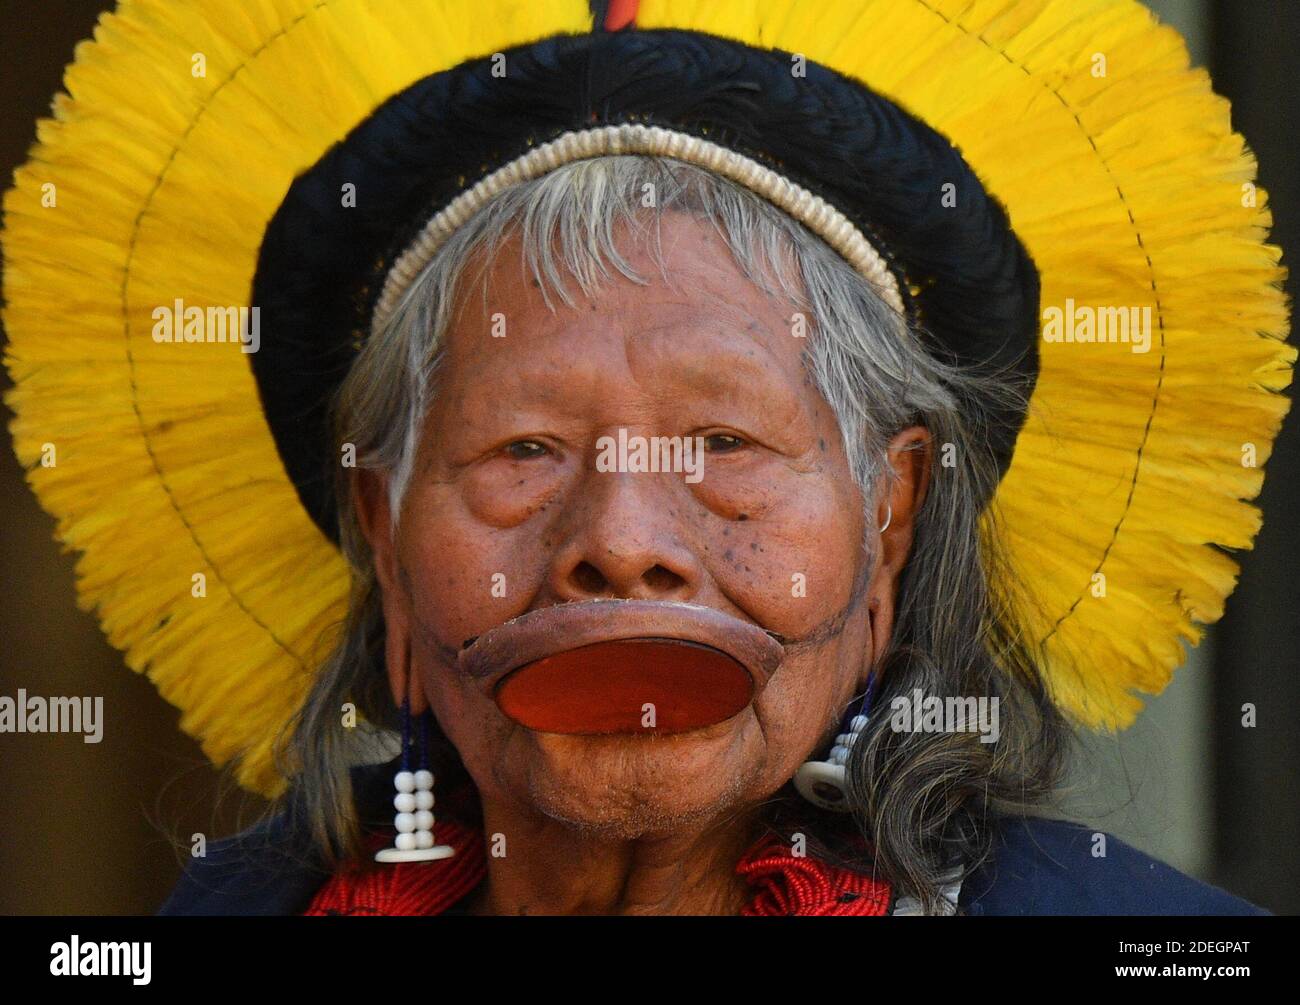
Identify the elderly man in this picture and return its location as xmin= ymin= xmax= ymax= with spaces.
xmin=3 ymin=2 xmax=1286 ymax=916
xmin=170 ymin=143 xmax=1262 ymax=915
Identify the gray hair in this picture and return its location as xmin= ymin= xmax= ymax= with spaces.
xmin=273 ymin=155 xmax=1071 ymax=914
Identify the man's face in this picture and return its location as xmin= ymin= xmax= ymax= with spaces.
xmin=365 ymin=213 xmax=894 ymax=838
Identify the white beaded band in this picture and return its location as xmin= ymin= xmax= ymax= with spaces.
xmin=370 ymin=122 xmax=906 ymax=337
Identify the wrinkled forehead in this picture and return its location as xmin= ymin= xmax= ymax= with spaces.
xmin=448 ymin=214 xmax=808 ymax=365
xmin=446 ymin=203 xmax=809 ymax=333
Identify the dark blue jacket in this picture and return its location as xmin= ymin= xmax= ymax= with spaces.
xmin=159 ymin=760 xmax=1266 ymax=916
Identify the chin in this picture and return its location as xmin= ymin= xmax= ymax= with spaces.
xmin=514 ymin=729 xmax=762 ymax=840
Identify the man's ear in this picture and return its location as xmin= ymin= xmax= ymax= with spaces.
xmin=354 ymin=469 xmax=399 ymax=597
xmin=353 ymin=470 xmax=427 ymax=714
xmin=865 ymin=426 xmax=932 ymax=673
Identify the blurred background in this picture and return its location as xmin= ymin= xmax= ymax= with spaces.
xmin=1 ymin=0 xmax=1297 ymax=914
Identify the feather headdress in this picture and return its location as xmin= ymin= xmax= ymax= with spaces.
xmin=2 ymin=0 xmax=1291 ymax=796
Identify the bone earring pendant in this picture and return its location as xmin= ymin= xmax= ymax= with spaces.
xmin=376 ymin=699 xmax=455 ymax=863
xmin=793 ymin=674 xmax=877 ymax=813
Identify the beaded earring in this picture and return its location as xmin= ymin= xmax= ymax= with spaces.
xmin=375 ymin=698 xmax=455 ymax=863
xmin=793 ymin=672 xmax=878 ymax=813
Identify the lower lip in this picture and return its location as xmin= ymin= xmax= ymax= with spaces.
xmin=493 ymin=637 xmax=757 ymax=735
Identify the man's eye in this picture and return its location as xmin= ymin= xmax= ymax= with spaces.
xmin=703 ymin=433 xmax=746 ymax=454
xmin=504 ymin=440 xmax=548 ymax=460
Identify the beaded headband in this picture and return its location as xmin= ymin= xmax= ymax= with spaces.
xmin=370 ymin=122 xmax=907 ymax=337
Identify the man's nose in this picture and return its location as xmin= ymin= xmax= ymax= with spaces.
xmin=545 ymin=471 xmax=702 ymax=602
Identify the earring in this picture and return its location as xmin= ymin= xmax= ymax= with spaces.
xmin=793 ymin=672 xmax=877 ymax=813
xmin=879 ymin=503 xmax=893 ymax=534
xmin=375 ymin=698 xmax=455 ymax=863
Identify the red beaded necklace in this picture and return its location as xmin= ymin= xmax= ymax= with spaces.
xmin=305 ymin=820 xmax=892 ymax=917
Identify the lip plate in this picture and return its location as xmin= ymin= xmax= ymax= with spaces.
xmin=458 ymin=600 xmax=785 ymax=735
xmin=493 ymin=636 xmax=759 ymax=735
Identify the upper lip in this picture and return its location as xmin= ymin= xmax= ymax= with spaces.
xmin=457 ymin=598 xmax=785 ymax=689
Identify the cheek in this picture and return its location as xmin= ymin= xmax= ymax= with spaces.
xmin=395 ymin=479 xmax=556 ymax=650
xmin=753 ymin=631 xmax=869 ymax=768
xmin=694 ymin=461 xmax=867 ymax=636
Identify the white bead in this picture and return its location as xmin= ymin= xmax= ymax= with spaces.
xmin=414 ymin=790 xmax=434 ymax=811
xmin=395 ymin=812 xmax=417 ymax=833
xmin=394 ymin=771 xmax=416 ymax=793
xmin=414 ymin=769 xmax=434 ymax=790
xmin=394 ymin=792 xmax=417 ymax=813
xmin=395 ymin=832 xmax=417 ymax=851
xmin=414 ymin=830 xmax=435 ymax=850
xmin=829 ymin=745 xmax=850 ymax=763
xmin=834 ymin=733 xmax=853 ymax=747
xmin=414 ymin=810 xmax=434 ymax=831
xmin=850 ymin=716 xmax=869 ymax=731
